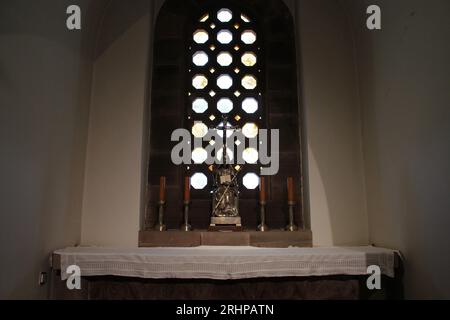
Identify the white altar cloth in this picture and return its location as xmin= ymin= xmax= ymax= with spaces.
xmin=54 ymin=246 xmax=397 ymax=281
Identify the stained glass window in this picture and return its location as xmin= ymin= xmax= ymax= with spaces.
xmin=217 ymin=9 xmax=232 ymax=22
xmin=242 ymin=122 xmax=258 ymax=138
xmin=241 ymin=30 xmax=256 ymax=44
xmin=241 ymin=52 xmax=257 ymax=67
xmin=192 ymin=75 xmax=208 ymax=89
xmin=217 ymin=30 xmax=233 ymax=44
xmin=193 ymin=30 xmax=209 ymax=43
xmin=192 ymin=121 xmax=208 ymax=138
xmin=192 ymin=98 xmax=208 ymax=113
xmin=243 ymin=148 xmax=259 ymax=164
xmin=217 ymin=98 xmax=233 ymax=113
xmin=217 ymin=52 xmax=233 ymax=66
xmin=193 ymin=51 xmax=208 ymax=66
xmin=191 ymin=173 xmax=208 ymax=189
xmin=242 ymin=173 xmax=259 ymax=189
xmin=192 ymin=148 xmax=208 ymax=164
xmin=242 ymin=97 xmax=258 ymax=114
xmin=241 ymin=75 xmax=257 ymax=90
xmin=216 ymin=147 xmax=234 ymax=162
xmin=217 ymin=74 xmax=233 ymax=89
xmin=188 ymin=8 xmax=262 ymax=190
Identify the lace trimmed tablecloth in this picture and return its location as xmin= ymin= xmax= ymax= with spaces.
xmin=54 ymin=246 xmax=397 ymax=280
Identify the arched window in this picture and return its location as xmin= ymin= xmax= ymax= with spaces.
xmin=146 ymin=0 xmax=306 ymax=231
xmin=187 ymin=6 xmax=264 ymax=199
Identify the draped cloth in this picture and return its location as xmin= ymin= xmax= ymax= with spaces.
xmin=54 ymin=246 xmax=397 ymax=281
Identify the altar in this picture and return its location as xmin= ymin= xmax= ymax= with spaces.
xmin=51 ymin=246 xmax=403 ymax=300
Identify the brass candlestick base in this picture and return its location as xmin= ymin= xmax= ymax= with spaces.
xmin=257 ymin=201 xmax=269 ymax=232
xmin=286 ymin=201 xmax=298 ymax=231
xmin=180 ymin=224 xmax=192 ymax=232
xmin=154 ymin=200 xmax=166 ymax=231
xmin=180 ymin=201 xmax=192 ymax=231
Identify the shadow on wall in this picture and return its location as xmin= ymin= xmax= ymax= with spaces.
xmin=345 ymin=0 xmax=450 ymax=298
xmin=94 ymin=0 xmax=152 ymax=59
xmin=80 ymin=0 xmax=152 ymax=247
xmin=298 ymin=0 xmax=369 ymax=246
xmin=0 ymin=0 xmax=109 ymax=298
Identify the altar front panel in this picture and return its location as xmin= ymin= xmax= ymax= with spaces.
xmin=51 ymin=246 xmax=402 ymax=300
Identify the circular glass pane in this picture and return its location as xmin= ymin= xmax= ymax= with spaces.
xmin=217 ymin=30 xmax=233 ymax=44
xmin=241 ymin=30 xmax=256 ymax=44
xmin=192 ymin=148 xmax=208 ymax=164
xmin=217 ymin=52 xmax=233 ymax=66
xmin=192 ymin=75 xmax=208 ymax=89
xmin=216 ymin=147 xmax=234 ymax=162
xmin=217 ymin=74 xmax=233 ymax=89
xmin=242 ymin=97 xmax=258 ymax=114
xmin=241 ymin=14 xmax=250 ymax=23
xmin=241 ymin=52 xmax=257 ymax=66
xmin=193 ymin=51 xmax=208 ymax=66
xmin=217 ymin=98 xmax=233 ymax=113
xmin=191 ymin=173 xmax=208 ymax=189
xmin=193 ymin=30 xmax=209 ymax=44
xmin=192 ymin=121 xmax=208 ymax=138
xmin=192 ymin=98 xmax=208 ymax=113
xmin=217 ymin=9 xmax=233 ymax=22
xmin=243 ymin=148 xmax=259 ymax=164
xmin=242 ymin=122 xmax=258 ymax=138
xmin=243 ymin=173 xmax=259 ymax=189
xmin=241 ymin=75 xmax=257 ymax=89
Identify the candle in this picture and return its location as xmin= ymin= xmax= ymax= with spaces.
xmin=287 ymin=177 xmax=294 ymax=202
xmin=259 ymin=176 xmax=266 ymax=202
xmin=184 ymin=176 xmax=190 ymax=202
xmin=159 ymin=176 xmax=166 ymax=202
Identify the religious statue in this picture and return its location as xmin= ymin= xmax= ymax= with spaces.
xmin=209 ymin=118 xmax=242 ymax=231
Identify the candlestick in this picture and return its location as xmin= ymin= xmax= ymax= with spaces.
xmin=159 ymin=176 xmax=166 ymax=202
xmin=257 ymin=177 xmax=268 ymax=232
xmin=181 ymin=176 xmax=192 ymax=231
xmin=184 ymin=176 xmax=190 ymax=202
xmin=155 ymin=176 xmax=166 ymax=231
xmin=259 ymin=176 xmax=266 ymax=203
xmin=180 ymin=200 xmax=192 ymax=232
xmin=286 ymin=177 xmax=298 ymax=231
xmin=155 ymin=200 xmax=166 ymax=231
xmin=287 ymin=177 xmax=294 ymax=202
xmin=286 ymin=203 xmax=298 ymax=231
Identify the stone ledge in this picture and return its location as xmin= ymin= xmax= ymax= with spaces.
xmin=138 ymin=230 xmax=312 ymax=248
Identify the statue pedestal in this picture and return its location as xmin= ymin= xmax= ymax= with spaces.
xmin=209 ymin=216 xmax=242 ymax=231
